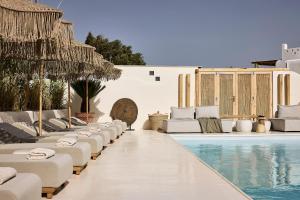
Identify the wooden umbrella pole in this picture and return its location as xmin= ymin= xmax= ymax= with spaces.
xmin=38 ymin=61 xmax=44 ymax=136
xmin=68 ymin=80 xmax=72 ymax=128
xmin=86 ymin=77 xmax=89 ymax=123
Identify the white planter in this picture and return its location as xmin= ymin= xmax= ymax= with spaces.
xmin=236 ymin=120 xmax=253 ymax=132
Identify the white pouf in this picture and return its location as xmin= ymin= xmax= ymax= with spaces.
xmin=236 ymin=120 xmax=253 ymax=132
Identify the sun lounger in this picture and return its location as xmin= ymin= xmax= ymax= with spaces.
xmin=9 ymin=122 xmax=104 ymax=159
xmin=0 ymin=142 xmax=91 ymax=174
xmin=0 ymin=172 xmax=42 ymax=200
xmin=113 ymin=119 xmax=127 ymax=132
xmin=0 ymin=154 xmax=73 ymax=199
xmin=38 ymin=135 xmax=103 ymax=160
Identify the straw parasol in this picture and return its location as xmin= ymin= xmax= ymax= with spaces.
xmin=0 ymin=0 xmax=122 ymax=131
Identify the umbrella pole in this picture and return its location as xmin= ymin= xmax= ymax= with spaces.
xmin=68 ymin=80 xmax=72 ymax=128
xmin=38 ymin=62 xmax=44 ymax=136
xmin=86 ymin=77 xmax=89 ymax=123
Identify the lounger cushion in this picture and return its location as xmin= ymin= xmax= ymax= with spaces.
xmin=0 ymin=173 xmax=42 ymax=200
xmin=171 ymin=107 xmax=194 ymax=119
xmin=195 ymin=106 xmax=220 ymax=119
xmin=38 ymin=135 xmax=103 ymax=154
xmin=163 ymin=119 xmax=201 ymax=133
xmin=0 ymin=123 xmax=37 ymax=143
xmin=0 ymin=142 xmax=91 ymax=166
xmin=277 ymin=105 xmax=300 ymax=119
xmin=0 ymin=154 xmax=72 ymax=188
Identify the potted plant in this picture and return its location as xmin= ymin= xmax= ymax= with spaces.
xmin=71 ymin=79 xmax=106 ymax=122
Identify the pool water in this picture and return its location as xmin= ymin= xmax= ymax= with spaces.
xmin=172 ymin=136 xmax=300 ymax=200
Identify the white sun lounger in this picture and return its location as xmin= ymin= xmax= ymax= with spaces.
xmin=38 ymin=135 xmax=103 ymax=160
xmin=0 ymin=173 xmax=42 ymax=200
xmin=10 ymin=123 xmax=104 ymax=160
xmin=0 ymin=143 xmax=91 ymax=174
xmin=0 ymin=154 xmax=73 ymax=199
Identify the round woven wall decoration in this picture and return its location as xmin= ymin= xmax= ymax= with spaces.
xmin=110 ymin=98 xmax=138 ymax=127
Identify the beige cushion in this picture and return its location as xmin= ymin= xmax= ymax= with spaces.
xmin=195 ymin=106 xmax=219 ymax=119
xmin=278 ymin=105 xmax=300 ymax=119
xmin=0 ymin=143 xmax=91 ymax=166
xmin=0 ymin=154 xmax=72 ymax=188
xmin=171 ymin=107 xmax=194 ymax=119
xmin=0 ymin=173 xmax=42 ymax=200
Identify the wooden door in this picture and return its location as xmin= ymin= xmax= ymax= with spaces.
xmin=219 ymin=73 xmax=235 ymax=116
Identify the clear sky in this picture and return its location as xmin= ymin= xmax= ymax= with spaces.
xmin=40 ymin=0 xmax=300 ymax=67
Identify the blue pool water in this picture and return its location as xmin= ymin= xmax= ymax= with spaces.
xmin=172 ymin=135 xmax=300 ymax=200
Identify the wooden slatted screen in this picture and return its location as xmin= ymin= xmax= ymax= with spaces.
xmin=238 ymin=74 xmax=252 ymax=116
xmin=219 ymin=74 xmax=234 ymax=116
xmin=200 ymin=74 xmax=215 ymax=106
xmin=256 ymin=73 xmax=271 ymax=118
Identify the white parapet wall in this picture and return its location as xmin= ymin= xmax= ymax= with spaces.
xmin=90 ymin=65 xmax=198 ymax=129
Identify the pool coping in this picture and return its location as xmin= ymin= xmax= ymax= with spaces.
xmin=168 ymin=134 xmax=253 ymax=200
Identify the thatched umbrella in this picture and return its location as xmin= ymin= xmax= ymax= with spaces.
xmin=0 ymin=0 xmax=121 ymax=131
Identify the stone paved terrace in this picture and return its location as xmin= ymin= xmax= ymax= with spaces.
xmin=49 ymin=130 xmax=250 ymax=200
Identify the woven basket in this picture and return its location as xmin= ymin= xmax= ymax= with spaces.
xmin=149 ymin=113 xmax=168 ymax=131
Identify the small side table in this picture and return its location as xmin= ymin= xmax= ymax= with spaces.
xmin=256 ymin=116 xmax=267 ymax=133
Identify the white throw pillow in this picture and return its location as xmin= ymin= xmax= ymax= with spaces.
xmin=195 ymin=106 xmax=219 ymax=119
xmin=171 ymin=107 xmax=195 ymax=119
xmin=278 ymin=105 xmax=300 ymax=119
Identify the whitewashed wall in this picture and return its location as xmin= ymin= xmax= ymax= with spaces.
xmin=70 ymin=66 xmax=300 ymax=130
xmin=87 ymin=65 xmax=198 ymax=129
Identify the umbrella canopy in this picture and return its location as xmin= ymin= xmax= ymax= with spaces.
xmin=0 ymin=0 xmax=63 ymax=41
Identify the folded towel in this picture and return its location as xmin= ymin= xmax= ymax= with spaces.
xmin=0 ymin=167 xmax=17 ymax=184
xmin=56 ymin=137 xmax=77 ymax=146
xmin=13 ymin=149 xmax=30 ymax=155
xmin=77 ymin=131 xmax=92 ymax=137
xmin=27 ymin=148 xmax=55 ymax=160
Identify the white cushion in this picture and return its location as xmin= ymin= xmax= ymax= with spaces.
xmin=195 ymin=106 xmax=219 ymax=119
xmin=171 ymin=107 xmax=194 ymax=119
xmin=278 ymin=105 xmax=300 ymax=119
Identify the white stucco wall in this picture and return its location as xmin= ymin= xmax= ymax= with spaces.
xmin=91 ymin=65 xmax=198 ymax=129
xmin=70 ymin=65 xmax=300 ymax=130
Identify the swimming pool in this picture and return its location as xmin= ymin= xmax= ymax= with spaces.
xmin=172 ymin=135 xmax=300 ymax=200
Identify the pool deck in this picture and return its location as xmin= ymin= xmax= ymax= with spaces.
xmin=50 ymin=130 xmax=250 ymax=200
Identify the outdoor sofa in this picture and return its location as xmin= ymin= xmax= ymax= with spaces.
xmin=270 ymin=105 xmax=300 ymax=132
xmin=163 ymin=106 xmax=233 ymax=133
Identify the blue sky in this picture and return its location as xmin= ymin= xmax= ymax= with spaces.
xmin=41 ymin=0 xmax=300 ymax=66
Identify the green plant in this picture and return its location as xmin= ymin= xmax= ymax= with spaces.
xmin=27 ymin=79 xmax=51 ymax=111
xmin=50 ymin=81 xmax=66 ymax=109
xmin=0 ymin=77 xmax=19 ymax=111
xmin=71 ymin=79 xmax=106 ymax=113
